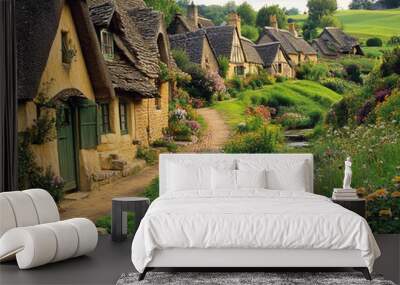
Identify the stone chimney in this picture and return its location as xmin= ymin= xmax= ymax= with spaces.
xmin=187 ymin=1 xmax=198 ymax=28
xmin=227 ymin=12 xmax=241 ymax=36
xmin=288 ymin=23 xmax=298 ymax=37
xmin=269 ymin=15 xmax=278 ymax=29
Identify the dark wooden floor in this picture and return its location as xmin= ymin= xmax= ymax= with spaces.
xmin=1 ymin=234 xmax=398 ymax=285
xmin=0 ymin=235 xmax=134 ymax=285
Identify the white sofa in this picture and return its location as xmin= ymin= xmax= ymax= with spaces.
xmin=0 ymin=189 xmax=98 ymax=269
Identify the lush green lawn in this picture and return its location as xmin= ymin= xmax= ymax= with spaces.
xmin=214 ymin=80 xmax=341 ymax=128
xmin=291 ymin=9 xmax=400 ymax=43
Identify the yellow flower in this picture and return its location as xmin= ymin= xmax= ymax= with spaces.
xmin=374 ymin=188 xmax=388 ymax=198
xmin=393 ymin=176 xmax=400 ymax=183
xmin=391 ymin=191 xmax=400 ymax=198
xmin=356 ymin=187 xmax=367 ymax=198
xmin=379 ymin=208 xmax=392 ymax=218
xmin=366 ymin=193 xmax=376 ymax=201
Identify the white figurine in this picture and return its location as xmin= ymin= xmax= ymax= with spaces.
xmin=343 ymin=156 xmax=352 ymax=190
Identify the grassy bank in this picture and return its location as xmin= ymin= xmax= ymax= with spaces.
xmin=214 ymin=80 xmax=341 ymax=129
xmin=291 ymin=9 xmax=400 ymax=43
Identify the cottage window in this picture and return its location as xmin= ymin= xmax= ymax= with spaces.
xmin=234 ymin=66 xmax=245 ymax=76
xmin=119 ymin=102 xmax=128 ymax=135
xmin=61 ymin=31 xmax=69 ymax=64
xmin=100 ymin=29 xmax=114 ymax=60
xmin=100 ymin=103 xmax=111 ymax=134
xmin=278 ymin=63 xmax=283 ymax=73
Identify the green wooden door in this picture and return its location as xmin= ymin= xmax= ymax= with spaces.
xmin=57 ymin=103 xmax=77 ymax=191
xmin=79 ymin=99 xmax=99 ymax=149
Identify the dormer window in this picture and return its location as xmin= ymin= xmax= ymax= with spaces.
xmin=100 ymin=29 xmax=114 ymax=60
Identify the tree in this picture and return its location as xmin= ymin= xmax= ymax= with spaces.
xmin=286 ymin=7 xmax=300 ymax=15
xmin=379 ymin=0 xmax=400 ymax=8
xmin=197 ymin=2 xmax=236 ymax=26
xmin=349 ymin=0 xmax=374 ymax=9
xmin=302 ymin=19 xmax=318 ymax=41
xmin=144 ymin=0 xmax=181 ymax=25
xmin=320 ymin=15 xmax=342 ymax=28
xmin=307 ymin=0 xmax=337 ymax=23
xmin=241 ymin=24 xmax=259 ymax=42
xmin=256 ymin=5 xmax=288 ymax=29
xmin=237 ymin=2 xmax=256 ymax=26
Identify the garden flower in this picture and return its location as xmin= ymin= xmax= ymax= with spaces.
xmin=378 ymin=208 xmax=392 ymax=218
xmin=356 ymin=187 xmax=367 ymax=198
xmin=391 ymin=191 xmax=400 ymax=198
xmin=392 ymin=176 xmax=400 ymax=184
xmin=374 ymin=188 xmax=388 ymax=198
xmin=366 ymin=193 xmax=376 ymax=201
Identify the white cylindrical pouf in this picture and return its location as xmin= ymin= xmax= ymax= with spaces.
xmin=64 ymin=218 xmax=98 ymax=257
xmin=43 ymin=221 xmax=79 ymax=263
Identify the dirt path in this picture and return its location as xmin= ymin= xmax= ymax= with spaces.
xmin=60 ymin=107 xmax=230 ymax=221
xmin=183 ymin=107 xmax=230 ymax=153
xmin=60 ymin=166 xmax=158 ymax=221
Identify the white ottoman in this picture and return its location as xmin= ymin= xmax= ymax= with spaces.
xmin=0 ymin=189 xmax=98 ymax=269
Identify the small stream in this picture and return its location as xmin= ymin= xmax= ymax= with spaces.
xmin=284 ymin=129 xmax=313 ymax=148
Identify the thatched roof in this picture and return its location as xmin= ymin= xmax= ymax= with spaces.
xmin=312 ymin=27 xmax=363 ymax=57
xmin=169 ymin=29 xmax=217 ymax=66
xmin=240 ymin=37 xmax=263 ymax=65
xmin=198 ymin=17 xmax=214 ymax=28
xmin=90 ymin=0 xmax=171 ymax=98
xmin=258 ymin=27 xmax=317 ymax=57
xmin=16 ymin=0 xmax=113 ymax=100
xmin=255 ymin=42 xmax=280 ymax=66
xmin=204 ymin=26 xmax=237 ymax=59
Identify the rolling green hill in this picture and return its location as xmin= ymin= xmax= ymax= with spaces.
xmin=291 ymin=9 xmax=400 ymax=42
xmin=214 ymin=80 xmax=341 ymax=128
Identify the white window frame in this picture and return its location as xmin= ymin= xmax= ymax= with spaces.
xmin=100 ymin=29 xmax=114 ymax=60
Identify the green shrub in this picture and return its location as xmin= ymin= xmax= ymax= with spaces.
xmin=387 ymin=35 xmax=400 ymax=46
xmin=250 ymin=94 xmax=260 ymax=105
xmin=276 ymin=75 xmax=288 ymax=83
xmin=381 ymin=47 xmax=400 ymax=77
xmin=308 ymin=110 xmax=323 ymax=126
xmin=172 ymin=49 xmax=191 ymax=70
xmin=95 ymin=213 xmax=135 ymax=234
xmin=366 ymin=37 xmax=383 ymax=47
xmin=258 ymin=70 xmax=276 ymax=85
xmin=228 ymin=76 xmax=244 ymax=91
xmin=143 ymin=177 xmax=159 ymax=202
xmin=296 ymin=62 xmax=329 ymax=81
xmin=235 ymin=116 xmax=264 ymax=133
xmin=276 ymin=112 xmax=311 ymax=129
xmin=151 ymin=139 xmax=178 ymax=153
xmin=320 ymin=77 xmax=356 ymax=94
xmin=223 ymin=125 xmax=283 ymax=153
xmin=217 ymin=56 xmax=229 ymax=79
xmin=345 ymin=63 xmax=362 ymax=84
xmin=227 ymin=88 xmax=239 ymax=98
xmin=136 ymin=147 xmax=158 ymax=165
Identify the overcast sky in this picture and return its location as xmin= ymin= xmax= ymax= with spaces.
xmin=195 ymin=0 xmax=352 ymax=12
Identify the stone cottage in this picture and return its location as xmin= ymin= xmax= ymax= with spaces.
xmin=225 ymin=12 xmax=263 ymax=75
xmin=204 ymin=24 xmax=247 ymax=78
xmin=255 ymin=42 xmax=294 ymax=78
xmin=169 ymin=29 xmax=219 ymax=73
xmin=258 ymin=16 xmax=317 ymax=66
xmin=16 ymin=0 xmax=170 ymax=193
xmin=312 ymin=27 xmax=364 ymax=58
